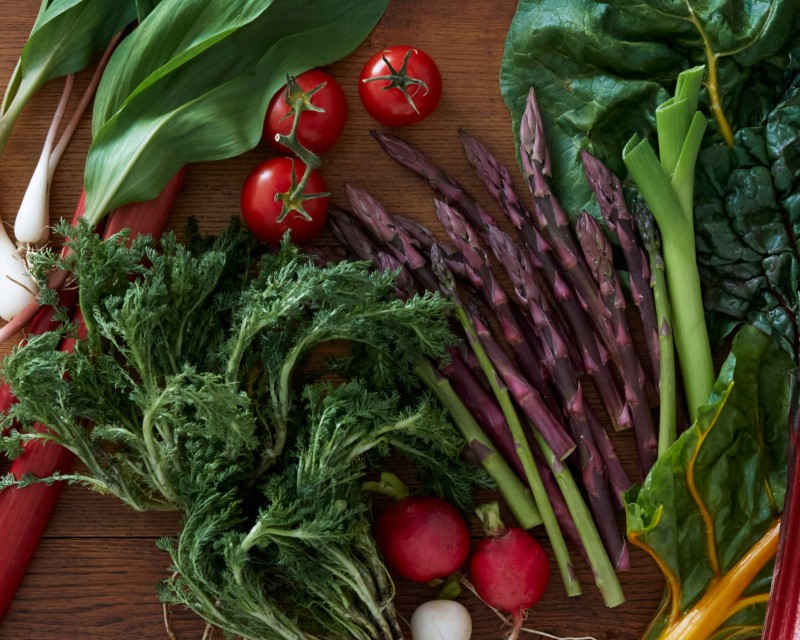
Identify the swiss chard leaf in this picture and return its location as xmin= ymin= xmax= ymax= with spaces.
xmin=625 ymin=325 xmax=792 ymax=639
xmin=695 ymin=72 xmax=800 ymax=356
xmin=83 ymin=0 xmax=388 ymax=222
xmin=500 ymin=0 xmax=800 ymax=216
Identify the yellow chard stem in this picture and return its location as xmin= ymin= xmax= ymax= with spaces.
xmin=657 ymin=520 xmax=780 ymax=640
xmin=685 ymin=6 xmax=734 ymax=146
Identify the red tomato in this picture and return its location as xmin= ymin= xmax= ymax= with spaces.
xmin=359 ymin=46 xmax=442 ymax=127
xmin=265 ymin=69 xmax=347 ymax=154
xmin=240 ymin=157 xmax=328 ymax=244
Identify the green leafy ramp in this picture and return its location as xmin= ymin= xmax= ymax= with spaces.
xmin=625 ymin=326 xmax=792 ymax=640
xmin=500 ymin=0 xmax=800 ymax=216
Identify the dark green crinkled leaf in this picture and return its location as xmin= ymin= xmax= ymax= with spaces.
xmin=625 ymin=326 xmax=792 ymax=639
xmin=500 ymin=0 xmax=800 ymax=216
xmin=84 ymin=0 xmax=388 ymax=221
xmin=696 ymin=72 xmax=800 ymax=355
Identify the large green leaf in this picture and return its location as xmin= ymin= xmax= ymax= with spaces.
xmin=0 ymin=0 xmax=136 ymax=155
xmin=499 ymin=0 xmax=800 ymax=216
xmin=625 ymin=326 xmax=792 ymax=639
xmin=695 ymin=72 xmax=800 ymax=355
xmin=83 ymin=0 xmax=388 ymax=222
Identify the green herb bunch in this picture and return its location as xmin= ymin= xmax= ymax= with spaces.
xmin=0 ymin=220 xmax=482 ymax=639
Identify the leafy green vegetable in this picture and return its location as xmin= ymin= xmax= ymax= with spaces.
xmin=83 ymin=0 xmax=388 ymax=223
xmin=1 ymin=221 xmax=480 ymax=638
xmin=696 ymin=72 xmax=800 ymax=356
xmin=500 ymin=0 xmax=800 ymax=215
xmin=0 ymin=0 xmax=135 ymax=157
xmin=625 ymin=325 xmax=792 ymax=640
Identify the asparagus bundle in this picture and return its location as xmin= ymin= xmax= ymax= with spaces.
xmin=376 ymin=128 xmax=630 ymax=438
xmin=328 ymin=207 xmax=542 ymax=529
xmin=581 ymin=150 xmax=660 ymax=385
xmin=458 ymin=130 xmax=629 ymax=433
xmin=518 ymin=93 xmax=657 ymax=474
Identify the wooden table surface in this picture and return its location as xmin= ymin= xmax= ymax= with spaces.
xmin=0 ymin=1 xmax=665 ymax=638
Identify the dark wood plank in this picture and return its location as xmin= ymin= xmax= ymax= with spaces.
xmin=0 ymin=0 xmax=666 ymax=637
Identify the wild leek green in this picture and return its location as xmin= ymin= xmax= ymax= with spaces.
xmin=0 ymin=0 xmax=134 ymax=159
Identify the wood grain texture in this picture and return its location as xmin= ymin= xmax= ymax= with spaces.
xmin=0 ymin=1 xmax=665 ymax=638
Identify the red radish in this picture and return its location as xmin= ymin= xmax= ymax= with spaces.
xmin=369 ymin=472 xmax=470 ymax=583
xmin=470 ymin=502 xmax=550 ymax=640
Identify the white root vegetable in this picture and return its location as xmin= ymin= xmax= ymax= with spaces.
xmin=14 ymin=75 xmax=73 ymax=246
xmin=411 ymin=600 xmax=472 ymax=640
xmin=0 ymin=223 xmax=37 ymax=321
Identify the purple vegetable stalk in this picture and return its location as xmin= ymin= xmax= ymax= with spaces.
xmin=432 ymin=198 xmax=565 ymax=412
xmin=519 ymin=90 xmax=657 ymax=474
xmin=344 ymin=184 xmax=439 ymax=293
xmin=484 ymin=222 xmax=632 ymax=506
xmin=576 ymin=212 xmax=658 ymax=473
xmin=464 ymin=298 xmax=625 ymax=603
xmin=457 ymin=129 xmax=629 ymax=434
xmin=581 ymin=150 xmax=660 ymax=387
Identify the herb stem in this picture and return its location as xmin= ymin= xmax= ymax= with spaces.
xmin=141 ymin=399 xmax=178 ymax=504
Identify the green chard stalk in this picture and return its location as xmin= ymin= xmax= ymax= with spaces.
xmin=622 ymin=65 xmax=714 ymax=418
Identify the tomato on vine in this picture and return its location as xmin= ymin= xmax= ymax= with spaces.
xmin=265 ymin=69 xmax=348 ymax=155
xmin=240 ymin=157 xmax=328 ymax=244
xmin=359 ymin=46 xmax=442 ymax=127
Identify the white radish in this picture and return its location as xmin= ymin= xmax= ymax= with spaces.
xmin=411 ymin=600 xmax=472 ymax=640
xmin=14 ymin=74 xmax=73 ymax=246
xmin=0 ymin=222 xmax=37 ymax=321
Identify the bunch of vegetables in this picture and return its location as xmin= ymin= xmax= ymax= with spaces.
xmin=497 ymin=0 xmax=800 ymax=637
xmin=0 ymin=220 xmax=486 ymax=639
xmin=0 ymin=0 xmax=396 ymax=625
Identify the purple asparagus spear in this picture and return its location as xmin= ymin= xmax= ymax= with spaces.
xmin=344 ymin=184 xmax=440 ymax=292
xmin=432 ymin=198 xmax=567 ymax=410
xmin=328 ymin=205 xmax=416 ymax=298
xmin=519 ymin=90 xmax=657 ymax=474
xmin=581 ymin=150 xmax=660 ymax=386
xmin=576 ymin=212 xmax=658 ymax=473
xmin=457 ymin=130 xmax=629 ymax=433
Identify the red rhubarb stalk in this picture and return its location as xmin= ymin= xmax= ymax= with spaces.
xmin=0 ymin=170 xmax=185 ymax=620
xmin=763 ymin=370 xmax=800 ymax=640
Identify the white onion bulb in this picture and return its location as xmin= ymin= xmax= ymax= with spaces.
xmin=411 ymin=599 xmax=472 ymax=640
